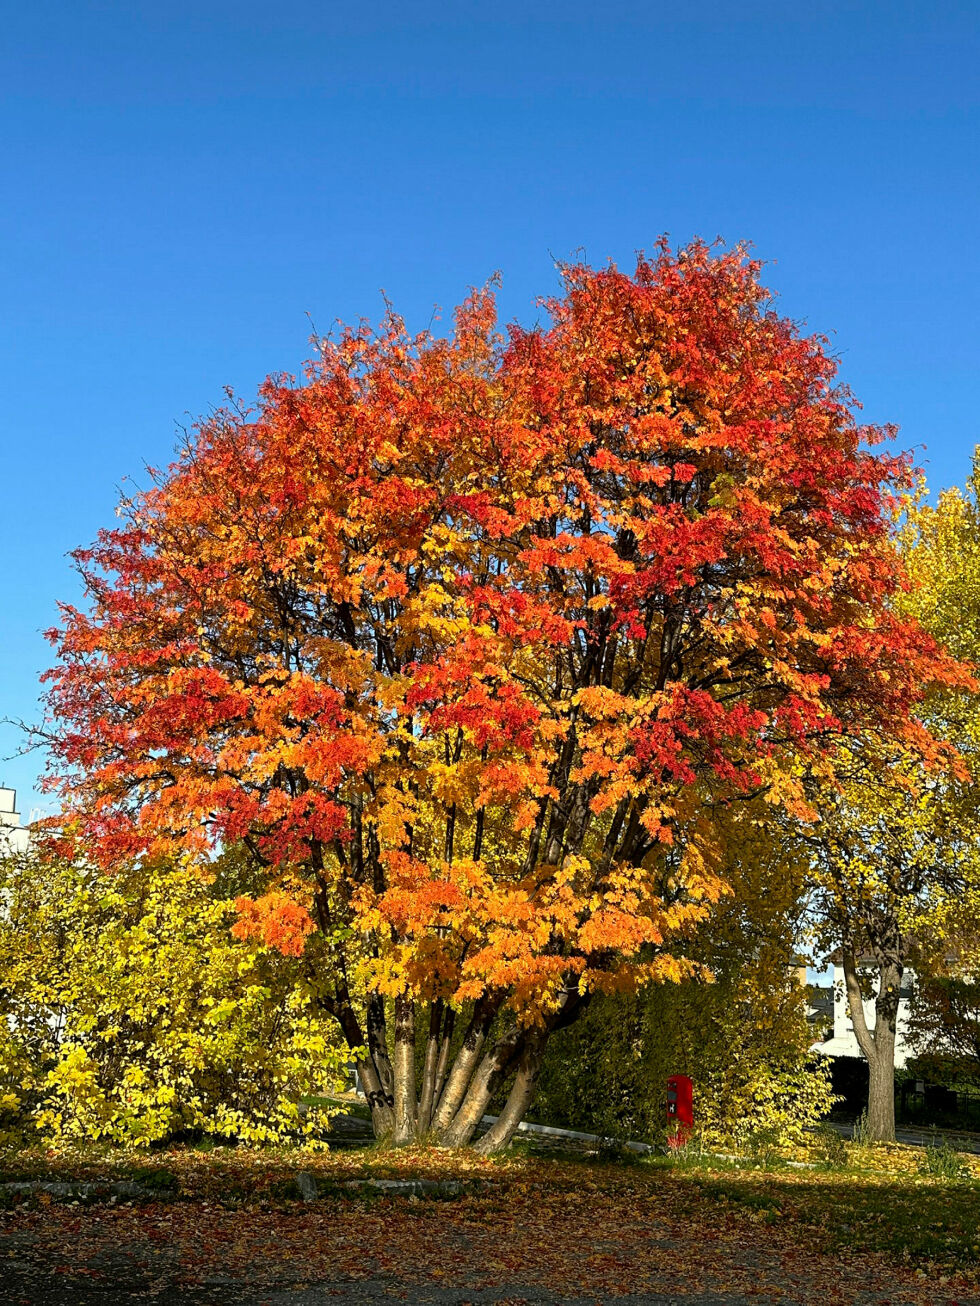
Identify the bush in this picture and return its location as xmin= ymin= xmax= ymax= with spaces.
xmin=919 ymin=1135 xmax=969 ymax=1181
xmin=533 ymin=983 xmax=835 ymax=1149
xmin=0 ymin=851 xmax=349 ymax=1146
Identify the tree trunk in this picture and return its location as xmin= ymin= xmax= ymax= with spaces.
xmin=867 ymin=961 xmax=901 ymax=1143
xmin=440 ymin=1024 xmax=525 ymax=1148
xmin=335 ymin=1000 xmax=394 ymax=1136
xmin=842 ymin=948 xmax=899 ymax=1143
xmin=866 ymin=1028 xmax=897 ymax=1142
xmin=429 ymin=1007 xmax=456 ymax=1122
xmin=474 ymin=1030 xmax=547 ymax=1153
xmin=417 ymin=1000 xmax=443 ymax=1134
xmin=355 ymin=1055 xmax=395 ymax=1137
xmin=470 ymin=992 xmax=586 ymax=1152
xmin=431 ymin=996 xmax=498 ymax=1134
xmin=392 ymin=994 xmax=418 ymax=1145
xmin=367 ymin=992 xmax=395 ymax=1106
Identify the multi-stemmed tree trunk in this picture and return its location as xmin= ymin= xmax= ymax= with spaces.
xmin=346 ymin=990 xmax=584 ymax=1149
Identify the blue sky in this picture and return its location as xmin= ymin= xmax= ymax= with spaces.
xmin=1 ymin=1 xmax=978 ymax=812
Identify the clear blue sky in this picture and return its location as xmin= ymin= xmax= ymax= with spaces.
xmin=2 ymin=1 xmax=978 ymax=812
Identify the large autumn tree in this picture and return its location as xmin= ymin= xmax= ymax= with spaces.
xmin=42 ymin=241 xmax=960 ymax=1150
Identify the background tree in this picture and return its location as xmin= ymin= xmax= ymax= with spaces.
xmin=533 ymin=800 xmax=834 ymax=1147
xmin=804 ymin=459 xmax=980 ymax=1141
xmin=42 ymin=241 xmax=961 ymax=1150
xmin=906 ymin=970 xmax=980 ymax=1086
xmin=899 ymin=450 xmax=980 ymax=963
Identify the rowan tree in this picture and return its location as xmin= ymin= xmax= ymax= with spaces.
xmin=42 ymin=241 xmax=962 ymax=1149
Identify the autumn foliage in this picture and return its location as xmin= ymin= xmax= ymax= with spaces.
xmin=43 ymin=241 xmax=961 ymax=1148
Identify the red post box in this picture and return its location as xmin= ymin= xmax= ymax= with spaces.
xmin=666 ymin=1074 xmax=693 ymax=1147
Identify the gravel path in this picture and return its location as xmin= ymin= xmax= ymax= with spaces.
xmin=2 ymin=1272 xmax=976 ymax=1306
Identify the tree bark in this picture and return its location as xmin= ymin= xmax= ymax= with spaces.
xmin=431 ymin=996 xmax=498 ymax=1134
xmin=356 ymin=1057 xmax=396 ymax=1137
xmin=842 ymin=948 xmax=899 ymax=1143
xmin=474 ymin=1030 xmax=547 ymax=1153
xmin=367 ymin=992 xmax=395 ymax=1107
xmin=866 ymin=1027 xmax=897 ymax=1142
xmin=440 ymin=1023 xmax=525 ymax=1148
xmin=392 ymin=994 xmax=418 ymax=1145
xmin=471 ymin=991 xmax=587 ymax=1151
xmin=429 ymin=1007 xmax=456 ymax=1120
xmin=868 ymin=961 xmax=901 ymax=1142
xmin=334 ymin=1000 xmax=394 ymax=1136
xmin=417 ymin=1000 xmax=443 ymax=1134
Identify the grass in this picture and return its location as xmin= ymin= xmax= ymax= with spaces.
xmin=2 ymin=1130 xmax=979 ymax=1275
xmin=667 ymin=1163 xmax=980 ymax=1267
xmin=919 ymin=1133 xmax=970 ymax=1180
xmin=642 ymin=1131 xmax=980 ymax=1270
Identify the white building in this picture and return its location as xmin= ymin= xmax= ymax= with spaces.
xmin=0 ymin=788 xmax=31 ymax=855
xmin=811 ymin=958 xmax=915 ymax=1069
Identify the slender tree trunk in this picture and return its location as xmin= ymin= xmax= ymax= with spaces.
xmin=474 ymin=1030 xmax=547 ymax=1153
xmin=417 ymin=1000 xmax=443 ymax=1133
xmin=392 ymin=994 xmax=418 ymax=1145
xmin=367 ymin=992 xmax=395 ymax=1105
xmin=429 ymin=1007 xmax=456 ymax=1119
xmin=334 ymin=1000 xmax=394 ymax=1136
xmin=356 ymin=1056 xmax=396 ymax=1136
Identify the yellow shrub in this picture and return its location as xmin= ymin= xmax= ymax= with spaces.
xmin=0 ymin=852 xmax=348 ymax=1146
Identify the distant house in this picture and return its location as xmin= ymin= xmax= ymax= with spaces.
xmin=810 ymin=957 xmax=915 ymax=1069
xmin=0 ymin=788 xmax=31 ymax=855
